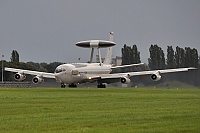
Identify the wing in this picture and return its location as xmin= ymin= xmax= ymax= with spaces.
xmin=111 ymin=63 xmax=144 ymax=69
xmin=5 ymin=67 xmax=55 ymax=78
xmin=126 ymin=67 xmax=196 ymax=76
xmin=87 ymin=67 xmax=196 ymax=83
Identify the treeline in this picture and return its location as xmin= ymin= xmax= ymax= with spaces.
xmin=122 ymin=44 xmax=199 ymax=86
xmin=2 ymin=50 xmax=63 ymax=81
xmin=5 ymin=50 xmax=63 ymax=72
xmin=1 ymin=46 xmax=200 ymax=87
xmin=122 ymin=44 xmax=199 ymax=69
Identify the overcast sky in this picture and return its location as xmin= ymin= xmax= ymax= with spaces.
xmin=0 ymin=0 xmax=200 ymax=63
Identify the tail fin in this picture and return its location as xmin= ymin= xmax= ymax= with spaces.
xmin=109 ymin=32 xmax=114 ymax=42
xmin=104 ymin=32 xmax=114 ymax=65
xmin=104 ymin=47 xmax=112 ymax=65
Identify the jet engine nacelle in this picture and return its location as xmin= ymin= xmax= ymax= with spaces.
xmin=121 ymin=77 xmax=131 ymax=84
xmin=14 ymin=73 xmax=26 ymax=81
xmin=32 ymin=76 xmax=44 ymax=84
xmin=151 ymin=71 xmax=161 ymax=81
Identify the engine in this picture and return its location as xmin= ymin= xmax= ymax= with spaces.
xmin=121 ymin=77 xmax=131 ymax=84
xmin=14 ymin=73 xmax=26 ymax=81
xmin=32 ymin=76 xmax=44 ymax=84
xmin=151 ymin=71 xmax=162 ymax=81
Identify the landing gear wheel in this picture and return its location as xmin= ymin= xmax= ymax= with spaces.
xmin=68 ymin=83 xmax=77 ymax=88
xmin=61 ymin=83 xmax=66 ymax=88
xmin=97 ymin=83 xmax=106 ymax=88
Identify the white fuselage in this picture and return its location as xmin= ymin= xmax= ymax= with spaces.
xmin=54 ymin=63 xmax=112 ymax=84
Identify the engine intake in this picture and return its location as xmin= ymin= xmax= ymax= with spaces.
xmin=32 ymin=76 xmax=44 ymax=84
xmin=121 ymin=77 xmax=131 ymax=84
xmin=14 ymin=73 xmax=26 ymax=81
xmin=151 ymin=71 xmax=161 ymax=81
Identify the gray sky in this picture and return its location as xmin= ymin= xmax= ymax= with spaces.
xmin=0 ymin=0 xmax=200 ymax=63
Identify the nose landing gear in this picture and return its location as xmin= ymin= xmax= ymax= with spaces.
xmin=61 ymin=83 xmax=66 ymax=88
xmin=97 ymin=83 xmax=106 ymax=88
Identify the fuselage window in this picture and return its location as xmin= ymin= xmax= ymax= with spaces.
xmin=72 ymin=70 xmax=79 ymax=75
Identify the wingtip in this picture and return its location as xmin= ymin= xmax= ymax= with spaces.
xmin=188 ymin=67 xmax=197 ymax=70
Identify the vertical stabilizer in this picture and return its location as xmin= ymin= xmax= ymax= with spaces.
xmin=104 ymin=32 xmax=114 ymax=65
xmin=109 ymin=32 xmax=114 ymax=42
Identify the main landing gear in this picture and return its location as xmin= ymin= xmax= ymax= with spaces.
xmin=60 ymin=83 xmax=77 ymax=88
xmin=61 ymin=83 xmax=105 ymax=88
xmin=68 ymin=83 xmax=77 ymax=88
xmin=97 ymin=83 xmax=106 ymax=88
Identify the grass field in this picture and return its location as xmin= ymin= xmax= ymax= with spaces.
xmin=0 ymin=87 xmax=199 ymax=133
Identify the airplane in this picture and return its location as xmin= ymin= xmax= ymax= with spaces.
xmin=4 ymin=33 xmax=196 ymax=88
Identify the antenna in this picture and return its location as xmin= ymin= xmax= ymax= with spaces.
xmin=75 ymin=33 xmax=116 ymax=65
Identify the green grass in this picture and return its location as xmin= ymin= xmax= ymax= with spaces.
xmin=0 ymin=87 xmax=199 ymax=133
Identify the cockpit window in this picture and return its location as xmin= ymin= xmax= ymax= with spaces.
xmin=55 ymin=68 xmax=66 ymax=73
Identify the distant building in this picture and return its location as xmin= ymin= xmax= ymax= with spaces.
xmin=96 ymin=55 xmax=122 ymax=66
xmin=112 ymin=56 xmax=122 ymax=66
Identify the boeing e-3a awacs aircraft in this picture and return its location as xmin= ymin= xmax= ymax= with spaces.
xmin=5 ymin=33 xmax=195 ymax=88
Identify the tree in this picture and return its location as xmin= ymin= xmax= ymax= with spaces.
xmin=122 ymin=44 xmax=130 ymax=65
xmin=148 ymin=44 xmax=165 ymax=70
xmin=121 ymin=44 xmax=141 ymax=65
xmin=166 ymin=46 xmax=175 ymax=68
xmin=44 ymin=62 xmax=63 ymax=73
xmin=185 ymin=47 xmax=192 ymax=67
xmin=131 ymin=45 xmax=141 ymax=64
xmin=159 ymin=47 xmax=166 ymax=69
xmin=26 ymin=62 xmax=47 ymax=71
xmin=175 ymin=46 xmax=185 ymax=68
xmin=185 ymin=47 xmax=198 ymax=68
xmin=192 ymin=48 xmax=198 ymax=68
xmin=10 ymin=50 xmax=19 ymax=63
